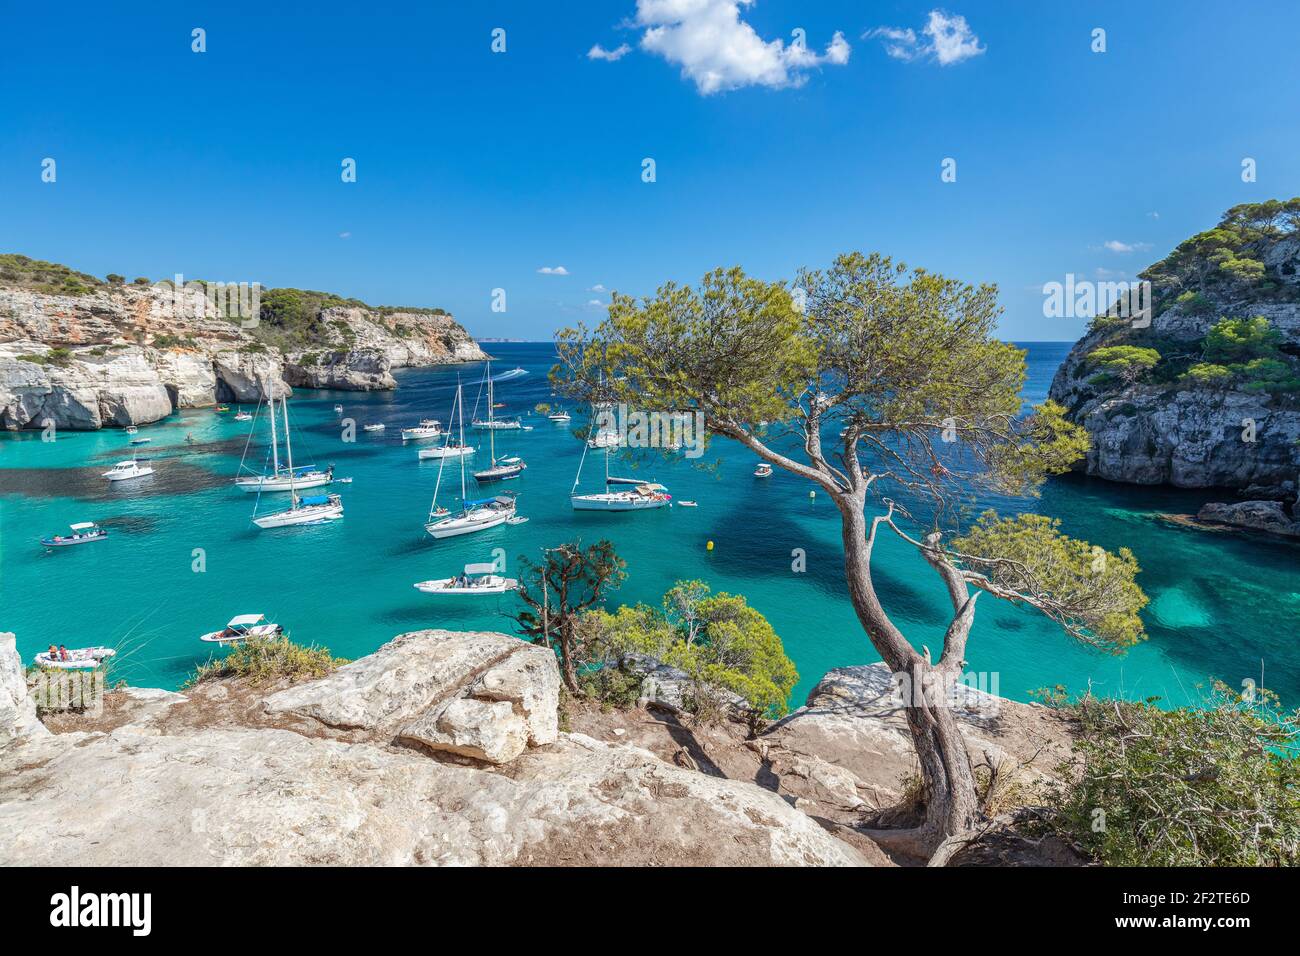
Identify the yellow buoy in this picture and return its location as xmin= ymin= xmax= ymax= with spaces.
xmin=706 ymin=540 xmax=714 ymax=551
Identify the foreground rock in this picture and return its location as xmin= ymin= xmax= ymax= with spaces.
xmin=0 ymin=631 xmax=866 ymax=866
xmin=0 ymin=276 xmax=486 ymax=430
xmin=0 ymin=632 xmax=46 ymax=745
xmin=1195 ymin=500 xmax=1300 ymax=538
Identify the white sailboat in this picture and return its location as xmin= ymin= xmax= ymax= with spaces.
xmin=474 ymin=362 xmax=526 ymax=482
xmin=425 ymin=382 xmax=517 ymax=538
xmin=235 ymin=391 xmax=333 ymax=493
xmin=471 ymin=365 xmax=522 ymax=430
xmin=570 ymin=442 xmax=671 ymax=511
xmin=252 ymin=394 xmax=344 ymax=529
xmin=413 ymin=562 xmax=519 ymax=595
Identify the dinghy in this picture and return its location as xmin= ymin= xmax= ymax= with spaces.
xmin=34 ymin=646 xmax=116 ymax=670
xmin=413 ymin=562 xmax=519 ymax=595
xmin=200 ymin=613 xmax=283 ymax=645
xmin=41 ymin=522 xmax=108 ymax=547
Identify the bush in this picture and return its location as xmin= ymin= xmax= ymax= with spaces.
xmin=1205 ymin=316 xmax=1282 ymax=363
xmin=1182 ymin=362 xmax=1234 ymax=387
xmin=184 ymin=636 xmax=347 ymax=688
xmin=1043 ymin=683 xmax=1300 ymax=866
xmin=1086 ymin=345 xmax=1161 ymax=385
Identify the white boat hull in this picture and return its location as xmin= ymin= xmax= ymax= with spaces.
xmin=253 ymin=502 xmax=344 ymax=528
xmin=34 ymin=647 xmax=116 ymax=670
xmin=571 ymin=493 xmax=671 ymax=511
xmin=425 ymin=506 xmax=514 ymax=539
xmin=401 ymin=428 xmax=442 ymax=441
xmin=413 ymin=576 xmax=518 ymax=595
xmin=236 ymin=473 xmax=333 ymax=493
xmin=104 ymin=466 xmax=153 ymax=481
xmin=200 ymin=623 xmax=282 ymax=644
xmin=418 ymin=446 xmax=475 ymax=459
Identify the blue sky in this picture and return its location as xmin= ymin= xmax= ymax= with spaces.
xmin=2 ymin=1 xmax=1298 ymax=341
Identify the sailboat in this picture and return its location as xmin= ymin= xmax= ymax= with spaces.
xmin=425 ymin=381 xmax=517 ymax=538
xmin=252 ymin=394 xmax=344 ymax=529
xmin=235 ymin=391 xmax=334 ymax=493
xmin=471 ymin=365 xmax=522 ymax=430
xmin=473 ymin=362 xmax=526 ymax=482
xmin=570 ymin=442 xmax=671 ymax=511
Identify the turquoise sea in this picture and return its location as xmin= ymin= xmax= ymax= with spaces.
xmin=2 ymin=342 xmax=1298 ymax=707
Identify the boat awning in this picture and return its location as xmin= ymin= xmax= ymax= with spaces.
xmin=637 ymin=483 xmax=667 ymax=492
xmin=69 ymin=522 xmax=96 ymax=531
xmin=462 ymin=496 xmax=507 ymax=508
xmin=298 ymin=495 xmax=330 ymax=506
xmin=464 ymin=563 xmax=497 ymax=576
xmin=228 ymin=614 xmax=265 ymax=627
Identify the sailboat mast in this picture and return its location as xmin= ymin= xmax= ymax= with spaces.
xmin=487 ymin=363 xmax=496 ymax=466
xmin=265 ymin=382 xmax=280 ymax=475
xmin=282 ymin=394 xmax=298 ymax=505
xmin=458 ymin=382 xmax=468 ymax=505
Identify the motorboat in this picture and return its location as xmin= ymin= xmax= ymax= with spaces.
xmin=401 ymin=419 xmax=442 ymax=441
xmin=363 ymin=423 xmax=385 ymax=432
xmin=128 ymin=436 xmax=151 ymax=445
xmin=200 ymin=613 xmax=283 ymax=645
xmin=234 ymin=409 xmax=253 ymax=422
xmin=34 ymin=646 xmax=116 ymax=670
xmin=41 ymin=522 xmax=108 ymax=547
xmin=418 ymin=442 xmax=475 ymax=460
xmin=413 ymin=562 xmax=519 ymax=595
xmin=548 ymin=410 xmax=571 ymax=423
xmin=754 ymin=463 xmax=773 ymax=478
xmin=103 ymin=459 xmax=154 ymax=482
xmin=334 ymin=404 xmax=344 ymax=414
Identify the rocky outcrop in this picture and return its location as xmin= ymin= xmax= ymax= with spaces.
xmin=0 ymin=272 xmax=486 ymax=430
xmin=1196 ymin=499 xmax=1300 ymax=537
xmin=0 ymin=632 xmax=865 ymax=867
xmin=0 ymin=632 xmax=47 ymax=745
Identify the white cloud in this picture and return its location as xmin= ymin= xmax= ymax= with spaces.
xmin=632 ymin=0 xmax=851 ymax=95
xmin=587 ymin=299 xmax=606 ymax=307
xmin=588 ymin=43 xmax=631 ymax=61
xmin=537 ymin=266 xmax=570 ymax=276
xmin=865 ymin=9 xmax=984 ymax=66
xmin=338 ymin=231 xmax=351 ymax=239
xmin=1101 ymin=240 xmax=1151 ymax=254
xmin=587 ymin=283 xmax=607 ymax=292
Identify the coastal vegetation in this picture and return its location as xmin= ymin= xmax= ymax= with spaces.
xmin=579 ymin=580 xmax=798 ymax=725
xmin=553 ymin=251 xmax=1149 ymax=864
xmin=1040 ymin=683 xmax=1300 ymax=866
xmin=184 ymin=636 xmax=347 ymax=688
xmin=0 ymin=253 xmax=103 ymax=295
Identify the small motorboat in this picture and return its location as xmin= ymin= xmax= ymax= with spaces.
xmin=548 ymin=411 xmax=571 ymax=423
xmin=334 ymin=404 xmax=344 ymax=414
xmin=41 ymin=522 xmax=108 ymax=548
xmin=401 ymin=419 xmax=443 ymax=441
xmin=129 ymin=436 xmax=152 ymax=445
xmin=104 ymin=458 xmax=154 ymax=482
xmin=200 ymin=613 xmax=283 ymax=645
xmin=125 ymin=425 xmax=138 ymax=435
xmin=363 ymin=423 xmax=386 ymax=432
xmin=754 ymin=463 xmax=773 ymax=478
xmin=234 ymin=409 xmax=253 ymax=422
xmin=34 ymin=646 xmax=116 ymax=670
xmin=505 ymin=516 xmax=529 ymax=525
xmin=414 ymin=562 xmax=519 ymax=595
xmin=678 ymin=500 xmax=699 ymax=508
xmin=336 ymin=477 xmax=353 ymax=483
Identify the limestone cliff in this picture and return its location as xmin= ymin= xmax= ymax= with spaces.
xmin=0 ymin=256 xmax=487 ymax=430
xmin=1048 ymin=201 xmax=1300 ymax=500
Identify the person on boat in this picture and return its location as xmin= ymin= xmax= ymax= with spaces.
xmin=57 ymin=645 xmax=69 ymax=662
xmin=47 ymin=644 xmax=57 ymax=660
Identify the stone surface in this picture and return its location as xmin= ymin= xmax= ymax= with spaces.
xmin=473 ymin=647 xmax=560 ymax=746
xmin=402 ymin=697 xmax=530 ymax=764
xmin=1196 ymin=499 xmax=1300 ymax=537
xmin=0 ymin=632 xmax=47 ymax=745
xmin=0 ymin=724 xmax=866 ymax=866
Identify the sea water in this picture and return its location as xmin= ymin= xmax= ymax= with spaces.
xmin=2 ymin=342 xmax=1297 ymax=708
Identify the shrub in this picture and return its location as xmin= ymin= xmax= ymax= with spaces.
xmin=1205 ymin=316 xmax=1282 ymax=363
xmin=1086 ymin=345 xmax=1161 ymax=384
xmin=1174 ymin=290 xmax=1216 ymax=315
xmin=1182 ymin=362 xmax=1234 ymax=387
xmin=1043 ymin=683 xmax=1300 ymax=866
xmin=183 ymin=636 xmax=346 ymax=688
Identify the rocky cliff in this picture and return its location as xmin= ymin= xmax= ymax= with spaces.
xmin=1048 ymin=201 xmax=1300 ymax=501
xmin=0 ymin=257 xmax=487 ymax=431
xmin=0 ymin=630 xmax=1073 ymax=867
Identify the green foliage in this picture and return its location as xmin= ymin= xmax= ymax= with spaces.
xmin=1045 ymin=683 xmax=1300 ymax=866
xmin=1182 ymin=362 xmax=1234 ymax=387
xmin=952 ymin=512 xmax=1148 ymax=652
xmin=1174 ymin=290 xmax=1215 ymax=315
xmin=0 ymin=254 xmax=104 ymax=295
xmin=1204 ymin=316 xmax=1283 ymax=363
xmin=106 ymin=273 xmax=125 ymax=285
xmin=1086 ymin=345 xmax=1160 ymax=384
xmin=184 ymin=636 xmax=346 ymax=688
xmin=581 ymin=581 xmax=798 ymax=721
xmin=1239 ymin=357 xmax=1300 ymax=394
xmin=132 ymin=276 xmax=150 ymax=285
